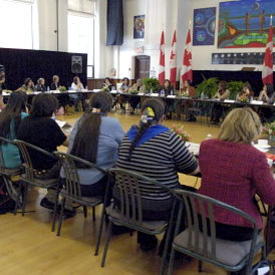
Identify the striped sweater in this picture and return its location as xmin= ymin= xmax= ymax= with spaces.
xmin=116 ymin=128 xmax=198 ymax=201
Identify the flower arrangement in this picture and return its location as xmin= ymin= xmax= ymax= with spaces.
xmin=263 ymin=122 xmax=275 ymax=137
xmin=239 ymin=96 xmax=249 ymax=103
xmin=171 ymin=124 xmax=190 ymax=142
xmin=180 ymin=91 xmax=189 ymax=97
xmin=59 ymin=86 xmax=67 ymax=92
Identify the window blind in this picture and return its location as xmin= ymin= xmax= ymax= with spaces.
xmin=68 ymin=0 xmax=95 ymax=14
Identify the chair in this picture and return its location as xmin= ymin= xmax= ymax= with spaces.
xmin=98 ymin=168 xmax=170 ymax=272
xmin=167 ymin=189 xmax=265 ymax=275
xmin=53 ymin=152 xmax=106 ymax=237
xmin=0 ymin=137 xmax=24 ymax=215
xmin=14 ymin=139 xmax=60 ymax=216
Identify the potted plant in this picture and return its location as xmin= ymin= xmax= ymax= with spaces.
xmin=59 ymin=86 xmax=67 ymax=92
xmin=196 ymin=78 xmax=219 ymax=98
xmin=263 ymin=122 xmax=275 ymax=142
xmin=227 ymin=81 xmax=245 ymax=100
xmin=142 ymin=78 xmax=160 ymax=93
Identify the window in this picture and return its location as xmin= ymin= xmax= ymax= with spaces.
xmin=0 ymin=0 xmax=39 ymax=49
xmin=68 ymin=9 xmax=95 ymax=78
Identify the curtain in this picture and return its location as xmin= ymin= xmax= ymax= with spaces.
xmin=106 ymin=0 xmax=124 ymax=46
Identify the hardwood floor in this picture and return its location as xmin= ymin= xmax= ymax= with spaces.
xmin=1 ymin=113 xmax=227 ymax=275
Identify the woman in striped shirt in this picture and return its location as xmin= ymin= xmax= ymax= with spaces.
xmin=116 ymin=98 xmax=199 ymax=251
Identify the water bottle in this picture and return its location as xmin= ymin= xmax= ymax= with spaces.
xmin=160 ymin=90 xmax=165 ymax=97
xmin=47 ymin=86 xmax=50 ymax=92
xmin=205 ymin=134 xmax=212 ymax=140
xmin=201 ymin=91 xmax=204 ymax=99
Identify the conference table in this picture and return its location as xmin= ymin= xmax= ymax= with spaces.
xmin=1 ymin=89 xmax=275 ymax=111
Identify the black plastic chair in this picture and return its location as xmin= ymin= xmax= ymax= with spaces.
xmin=0 ymin=136 xmax=24 ymax=215
xmin=53 ymin=152 xmax=107 ymax=237
xmin=98 ymin=168 xmax=171 ymax=272
xmin=14 ymin=139 xmax=60 ymax=216
xmin=167 ymin=189 xmax=265 ymax=275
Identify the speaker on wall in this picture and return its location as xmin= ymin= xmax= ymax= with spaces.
xmin=71 ymin=55 xmax=83 ymax=74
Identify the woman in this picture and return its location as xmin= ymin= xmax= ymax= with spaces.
xmin=115 ymin=77 xmax=130 ymax=112
xmin=66 ymin=92 xmax=124 ymax=196
xmin=70 ymin=76 xmax=84 ymax=112
xmin=50 ymin=75 xmax=60 ymax=91
xmin=116 ymin=98 xmax=199 ymax=251
xmin=180 ymin=80 xmax=197 ymax=121
xmin=20 ymin=78 xmax=34 ymax=93
xmin=210 ymin=81 xmax=230 ymax=124
xmin=259 ymin=84 xmax=275 ymax=104
xmin=35 ymin=78 xmax=47 ymax=92
xmin=120 ymin=77 xmax=130 ymax=93
xmin=0 ymin=91 xmax=28 ymax=168
xmin=159 ymin=79 xmax=174 ymax=96
xmin=236 ymin=83 xmax=254 ymax=102
xmin=102 ymin=78 xmax=115 ymax=92
xmin=199 ymin=108 xmax=275 ymax=242
xmin=17 ymin=94 xmax=68 ymax=212
xmin=128 ymin=79 xmax=144 ymax=113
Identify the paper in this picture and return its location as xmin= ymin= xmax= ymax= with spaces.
xmin=138 ymin=92 xmax=144 ymax=96
xmin=257 ymin=266 xmax=270 ymax=275
xmin=55 ymin=120 xmax=67 ymax=128
xmin=224 ymin=99 xmax=235 ymax=103
xmin=110 ymin=90 xmax=118 ymax=94
xmin=150 ymin=93 xmax=159 ymax=97
xmin=167 ymin=95 xmax=176 ymax=98
xmin=93 ymin=89 xmax=101 ymax=93
xmin=251 ymin=100 xmax=263 ymax=105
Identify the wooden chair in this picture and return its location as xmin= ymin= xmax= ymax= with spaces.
xmin=0 ymin=137 xmax=25 ymax=215
xmin=167 ymin=189 xmax=265 ymax=275
xmin=53 ymin=151 xmax=107 ymax=237
xmin=14 ymin=139 xmax=60 ymax=216
xmin=97 ymin=168 xmax=171 ymax=273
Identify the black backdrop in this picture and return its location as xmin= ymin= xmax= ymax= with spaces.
xmin=0 ymin=47 xmax=87 ymax=90
xmin=193 ymin=70 xmax=275 ymax=96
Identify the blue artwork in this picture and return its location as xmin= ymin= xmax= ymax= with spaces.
xmin=193 ymin=7 xmax=216 ymax=46
xmin=218 ymin=0 xmax=275 ymax=48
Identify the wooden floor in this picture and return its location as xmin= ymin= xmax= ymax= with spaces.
xmin=0 ymin=113 xmax=227 ymax=275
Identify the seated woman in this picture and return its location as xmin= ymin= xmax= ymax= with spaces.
xmin=199 ymin=107 xmax=275 ymax=242
xmin=35 ymin=78 xmax=47 ymax=92
xmin=66 ymin=92 xmax=124 ymax=196
xmin=258 ymin=84 xmax=275 ymax=122
xmin=50 ymin=75 xmax=60 ymax=91
xmin=114 ymin=77 xmax=130 ymax=112
xmin=210 ymin=80 xmax=230 ymax=124
xmin=17 ymin=94 xmax=68 ymax=212
xmin=159 ymin=79 xmax=175 ymax=119
xmin=20 ymin=78 xmax=34 ymax=93
xmin=128 ymin=79 xmax=144 ymax=113
xmin=116 ymin=98 xmax=199 ymax=251
xmin=70 ymin=76 xmax=85 ymax=112
xmin=0 ymin=91 xmax=28 ymax=169
xmin=102 ymin=78 xmax=115 ymax=92
xmin=236 ymin=83 xmax=254 ymax=102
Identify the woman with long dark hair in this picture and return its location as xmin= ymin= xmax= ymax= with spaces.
xmin=0 ymin=91 xmax=28 ymax=168
xmin=116 ymin=98 xmax=199 ymax=251
xmin=67 ymin=91 xmax=124 ymax=196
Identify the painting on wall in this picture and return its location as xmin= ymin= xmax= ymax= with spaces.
xmin=134 ymin=15 xmax=145 ymax=39
xmin=218 ymin=0 xmax=275 ymax=48
xmin=193 ymin=7 xmax=216 ymax=46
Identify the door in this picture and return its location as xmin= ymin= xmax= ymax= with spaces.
xmin=134 ymin=55 xmax=150 ymax=79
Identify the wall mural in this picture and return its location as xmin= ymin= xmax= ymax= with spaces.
xmin=193 ymin=7 xmax=216 ymax=46
xmin=218 ymin=0 xmax=275 ymax=48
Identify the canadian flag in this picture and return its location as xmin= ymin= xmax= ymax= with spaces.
xmin=158 ymin=31 xmax=165 ymax=85
xmin=262 ymin=19 xmax=273 ymax=85
xmin=181 ymin=28 xmax=192 ymax=84
xmin=169 ymin=31 xmax=177 ymax=86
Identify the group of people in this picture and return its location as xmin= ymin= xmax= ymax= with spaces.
xmin=1 ymin=89 xmax=275 ymax=263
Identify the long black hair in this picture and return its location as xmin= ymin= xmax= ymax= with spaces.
xmin=70 ymin=91 xmax=113 ymax=167
xmin=266 ymin=84 xmax=274 ymax=98
xmin=128 ymin=98 xmax=165 ymax=160
xmin=0 ymin=90 xmax=27 ymax=138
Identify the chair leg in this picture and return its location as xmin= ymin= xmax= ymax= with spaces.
xmin=92 ymin=206 xmax=96 ymax=222
xmin=198 ymin=260 xmax=202 ymax=272
xmin=83 ymin=206 xmax=88 ymax=218
xmin=56 ymin=198 xmax=66 ymax=237
xmin=51 ymin=190 xmax=60 ymax=232
xmin=94 ymin=208 xmax=106 ymax=256
xmin=21 ymin=183 xmax=28 ymax=216
xmin=101 ymin=221 xmax=112 ymax=267
xmin=167 ymin=247 xmax=176 ymax=275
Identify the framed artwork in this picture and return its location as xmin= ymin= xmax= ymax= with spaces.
xmin=218 ymin=0 xmax=275 ymax=48
xmin=134 ymin=15 xmax=145 ymax=39
xmin=193 ymin=7 xmax=216 ymax=46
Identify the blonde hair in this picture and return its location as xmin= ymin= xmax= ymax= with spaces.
xmin=218 ymin=108 xmax=262 ymax=144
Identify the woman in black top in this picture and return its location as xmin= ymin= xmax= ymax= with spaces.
xmin=50 ymin=75 xmax=60 ymax=90
xmin=35 ymin=78 xmax=47 ymax=92
xmin=17 ymin=94 xmax=67 ymax=211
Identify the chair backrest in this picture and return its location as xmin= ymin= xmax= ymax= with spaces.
xmin=171 ymin=189 xmax=258 ymax=269
xmin=54 ymin=151 xmax=106 ymax=199
xmin=109 ymin=168 xmax=169 ymax=224
xmin=14 ymin=139 xmax=57 ymax=182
